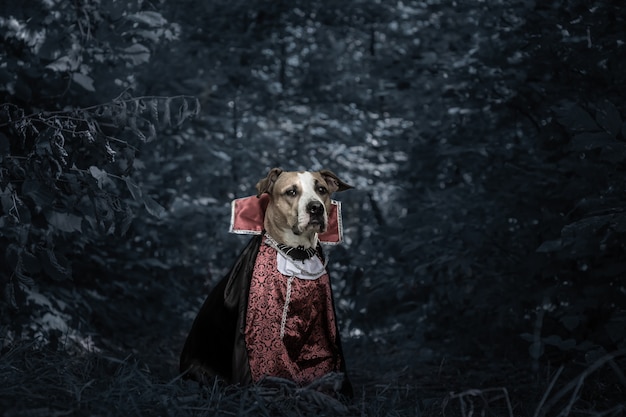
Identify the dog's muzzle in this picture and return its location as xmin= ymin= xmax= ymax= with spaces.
xmin=306 ymin=200 xmax=326 ymax=231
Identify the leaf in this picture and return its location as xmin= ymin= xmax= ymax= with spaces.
xmin=211 ymin=149 xmax=232 ymax=162
xmin=529 ymin=341 xmax=543 ymax=359
xmin=542 ymin=335 xmax=576 ymax=350
xmin=124 ymin=176 xmax=143 ymax=201
xmin=21 ymin=179 xmax=54 ymax=209
xmin=133 ymin=128 xmax=147 ymax=142
xmin=162 ymin=98 xmax=171 ymax=127
xmin=126 ymin=11 xmax=168 ymax=27
xmin=553 ymin=102 xmax=599 ymax=133
xmin=192 ymin=98 xmax=201 ymax=117
xmin=560 ymin=315 xmax=580 ymax=331
xmin=104 ymin=141 xmax=116 ymax=162
xmin=569 ymin=131 xmax=615 ymax=151
xmin=51 ymin=131 xmax=68 ymax=166
xmin=143 ymin=195 xmax=165 ymax=218
xmin=72 ymin=73 xmax=96 ymax=92
xmin=128 ymin=115 xmax=138 ymax=131
xmin=176 ymin=99 xmax=189 ymax=127
xmin=38 ymin=247 xmax=71 ymax=281
xmin=595 ymin=100 xmax=622 ymax=137
xmin=46 ymin=55 xmax=79 ymax=72
xmin=5 ymin=244 xmax=20 ymax=269
xmin=89 ymin=166 xmax=109 ymax=189
xmin=114 ymin=100 xmax=128 ymax=125
xmin=599 ymin=142 xmax=626 ymax=163
xmin=0 ymin=185 xmax=14 ymax=214
xmin=133 ymin=29 xmax=160 ymax=43
xmin=45 ymin=210 xmax=83 ymax=233
xmin=613 ymin=213 xmax=626 ymax=233
xmin=122 ymin=44 xmax=151 ymax=66
xmin=21 ymin=250 xmax=41 ymax=275
xmin=120 ymin=206 xmax=134 ymax=236
xmin=139 ymin=258 xmax=170 ymax=269
xmin=0 ymin=132 xmax=10 ymax=155
xmin=80 ymin=130 xmax=96 ymax=143
xmin=174 ymin=97 xmax=201 ymax=127
xmin=536 ymin=239 xmax=564 ymax=253
xmin=146 ymin=122 xmax=157 ymax=142
xmin=519 ymin=332 xmax=534 ymax=342
xmin=4 ymin=282 xmax=17 ymax=309
xmin=8 ymin=195 xmax=32 ymax=224
xmin=561 ymin=214 xmax=613 ymax=239
xmin=15 ymin=78 xmax=32 ymax=102
xmin=605 ymin=313 xmax=626 ymax=344
xmin=15 ymin=260 xmax=35 ymax=288
xmin=149 ymin=99 xmax=159 ymax=125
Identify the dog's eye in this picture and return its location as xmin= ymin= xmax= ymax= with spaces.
xmin=317 ymin=186 xmax=328 ymax=195
xmin=285 ymin=189 xmax=297 ymax=197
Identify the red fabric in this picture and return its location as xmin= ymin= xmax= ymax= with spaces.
xmin=230 ymin=195 xmax=343 ymax=244
xmin=244 ymin=242 xmax=341 ymax=385
xmin=231 ymin=195 xmax=270 ymax=235
xmin=324 ymin=202 xmax=341 ymax=243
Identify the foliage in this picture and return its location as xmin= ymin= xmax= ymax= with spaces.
xmin=487 ymin=0 xmax=626 ymax=363
xmin=362 ymin=0 xmax=626 ymax=366
xmin=0 ymin=0 xmax=180 ymax=103
xmin=0 ymin=0 xmax=198 ymax=338
xmin=0 ymin=94 xmax=199 ymax=301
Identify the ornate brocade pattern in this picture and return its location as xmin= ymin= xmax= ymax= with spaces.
xmin=244 ymin=243 xmax=340 ymax=385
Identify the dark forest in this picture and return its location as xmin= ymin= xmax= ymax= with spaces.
xmin=1 ymin=0 xmax=625 ymax=415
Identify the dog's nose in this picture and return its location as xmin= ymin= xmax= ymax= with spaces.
xmin=307 ymin=201 xmax=324 ymax=215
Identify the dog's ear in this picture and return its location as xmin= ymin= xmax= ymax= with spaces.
xmin=319 ymin=169 xmax=353 ymax=193
xmin=256 ymin=167 xmax=283 ymax=197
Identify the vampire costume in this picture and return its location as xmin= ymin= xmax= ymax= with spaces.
xmin=179 ymin=195 xmax=352 ymax=396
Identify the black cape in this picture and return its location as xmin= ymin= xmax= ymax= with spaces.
xmin=179 ymin=234 xmax=352 ymax=396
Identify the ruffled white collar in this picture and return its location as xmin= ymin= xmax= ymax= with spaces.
xmin=276 ymin=249 xmax=326 ymax=280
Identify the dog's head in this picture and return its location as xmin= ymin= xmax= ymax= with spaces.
xmin=256 ymin=168 xmax=352 ymax=247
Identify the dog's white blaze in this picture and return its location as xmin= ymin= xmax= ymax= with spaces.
xmin=297 ymin=172 xmax=324 ymax=230
xmin=298 ymin=172 xmax=318 ymax=204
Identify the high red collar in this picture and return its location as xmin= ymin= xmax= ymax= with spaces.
xmin=229 ymin=194 xmax=344 ymax=245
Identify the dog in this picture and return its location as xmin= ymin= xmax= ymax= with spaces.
xmin=180 ymin=168 xmax=353 ymax=396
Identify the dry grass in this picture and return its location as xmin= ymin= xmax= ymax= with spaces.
xmin=1 ymin=342 xmax=625 ymax=417
xmin=0 ymin=342 xmax=359 ymax=417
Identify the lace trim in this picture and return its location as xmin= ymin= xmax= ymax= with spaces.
xmin=280 ymin=275 xmax=295 ymax=339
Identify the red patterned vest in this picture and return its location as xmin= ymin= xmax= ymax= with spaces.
xmin=244 ymin=241 xmax=341 ymax=385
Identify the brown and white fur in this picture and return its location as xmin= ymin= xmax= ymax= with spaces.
xmin=256 ymin=168 xmax=352 ymax=249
